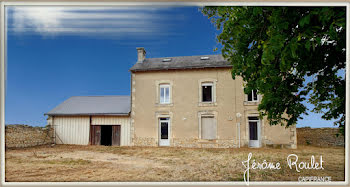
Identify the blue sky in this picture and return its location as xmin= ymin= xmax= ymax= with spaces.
xmin=5 ymin=6 xmax=337 ymax=128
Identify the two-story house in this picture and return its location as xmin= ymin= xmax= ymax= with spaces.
xmin=46 ymin=47 xmax=297 ymax=148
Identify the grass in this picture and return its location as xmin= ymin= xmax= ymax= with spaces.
xmin=42 ymin=158 xmax=91 ymax=165
xmin=5 ymin=145 xmax=345 ymax=182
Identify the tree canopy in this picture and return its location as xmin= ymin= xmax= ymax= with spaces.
xmin=202 ymin=7 xmax=346 ymax=134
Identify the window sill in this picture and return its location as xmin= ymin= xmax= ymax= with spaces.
xmin=244 ymin=101 xmax=259 ymax=106
xmin=198 ymin=102 xmax=217 ymax=107
xmin=156 ymin=103 xmax=174 ymax=107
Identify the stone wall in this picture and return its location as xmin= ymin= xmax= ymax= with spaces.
xmin=135 ymin=127 xmax=344 ymax=148
xmin=5 ymin=125 xmax=54 ymax=148
xmin=133 ymin=137 xmax=158 ymax=147
xmin=297 ymin=127 xmax=344 ymax=147
xmin=134 ymin=136 xmax=299 ymax=148
xmin=133 ymin=137 xmax=238 ymax=148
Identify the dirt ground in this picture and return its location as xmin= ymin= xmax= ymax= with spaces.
xmin=5 ymin=145 xmax=345 ymax=182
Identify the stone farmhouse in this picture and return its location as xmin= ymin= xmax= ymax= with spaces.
xmin=46 ymin=48 xmax=297 ymax=148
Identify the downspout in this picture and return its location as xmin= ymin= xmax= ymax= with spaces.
xmin=236 ymin=113 xmax=242 ymax=148
xmin=234 ymin=73 xmax=241 ymax=148
xmin=238 ymin=122 xmax=240 ymax=148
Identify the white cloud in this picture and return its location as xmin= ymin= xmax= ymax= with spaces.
xmin=7 ymin=6 xmax=181 ymax=39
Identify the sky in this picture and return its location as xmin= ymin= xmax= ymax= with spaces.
xmin=5 ymin=6 xmax=338 ymax=128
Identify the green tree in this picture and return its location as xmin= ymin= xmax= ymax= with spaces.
xmin=202 ymin=7 xmax=346 ymax=134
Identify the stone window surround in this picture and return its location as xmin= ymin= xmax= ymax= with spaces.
xmin=198 ymin=78 xmax=217 ymax=107
xmin=155 ymin=111 xmax=173 ymax=146
xmin=244 ymin=91 xmax=261 ymax=106
xmin=155 ymin=80 xmax=173 ymax=106
xmin=242 ymin=81 xmax=261 ymax=106
xmin=198 ymin=110 xmax=218 ymax=141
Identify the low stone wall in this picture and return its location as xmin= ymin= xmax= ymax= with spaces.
xmin=297 ymin=127 xmax=344 ymax=147
xmin=5 ymin=125 xmax=54 ymax=148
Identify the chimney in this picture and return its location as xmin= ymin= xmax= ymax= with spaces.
xmin=136 ymin=47 xmax=146 ymax=63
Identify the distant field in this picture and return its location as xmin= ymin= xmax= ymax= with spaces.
xmin=5 ymin=145 xmax=345 ymax=182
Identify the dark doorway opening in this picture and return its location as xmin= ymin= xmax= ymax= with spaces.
xmin=90 ymin=125 xmax=121 ymax=146
xmin=249 ymin=122 xmax=258 ymax=140
xmin=101 ymin=125 xmax=112 ymax=146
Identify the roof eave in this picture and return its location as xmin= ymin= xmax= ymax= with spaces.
xmin=130 ymin=65 xmax=232 ymax=72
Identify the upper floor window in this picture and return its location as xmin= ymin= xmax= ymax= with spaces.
xmin=160 ymin=84 xmax=170 ymax=104
xmin=202 ymin=83 xmax=213 ymax=102
xmin=248 ymin=90 xmax=258 ymax=102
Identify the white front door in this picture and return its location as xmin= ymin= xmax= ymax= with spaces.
xmin=159 ymin=118 xmax=170 ymax=146
xmin=248 ymin=117 xmax=260 ymax=148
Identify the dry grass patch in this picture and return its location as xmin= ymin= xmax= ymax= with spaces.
xmin=5 ymin=145 xmax=345 ymax=182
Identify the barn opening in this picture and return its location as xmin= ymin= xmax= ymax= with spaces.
xmin=90 ymin=125 xmax=121 ymax=146
xmin=101 ymin=125 xmax=112 ymax=146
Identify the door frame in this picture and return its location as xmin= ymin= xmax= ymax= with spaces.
xmin=248 ymin=117 xmax=261 ymax=148
xmin=158 ymin=118 xmax=170 ymax=146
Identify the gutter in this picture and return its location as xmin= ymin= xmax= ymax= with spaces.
xmin=129 ymin=65 xmax=232 ymax=73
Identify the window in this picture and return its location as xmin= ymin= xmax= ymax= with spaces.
xmin=248 ymin=90 xmax=258 ymax=102
xmin=156 ymin=80 xmax=172 ymax=106
xmin=202 ymin=83 xmax=213 ymax=102
xmin=198 ymin=79 xmax=217 ymax=106
xmin=201 ymin=116 xmax=216 ymax=140
xmin=159 ymin=84 xmax=170 ymax=104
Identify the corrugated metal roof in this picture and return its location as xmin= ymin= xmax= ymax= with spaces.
xmin=45 ymin=96 xmax=130 ymax=116
xmin=129 ymin=54 xmax=232 ymax=72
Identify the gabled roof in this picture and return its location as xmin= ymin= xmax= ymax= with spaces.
xmin=129 ymin=54 xmax=232 ymax=72
xmin=45 ymin=96 xmax=130 ymax=116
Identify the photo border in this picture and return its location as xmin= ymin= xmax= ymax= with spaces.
xmin=0 ymin=1 xmax=349 ymax=187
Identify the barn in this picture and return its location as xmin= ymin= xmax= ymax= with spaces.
xmin=45 ymin=96 xmax=131 ymax=146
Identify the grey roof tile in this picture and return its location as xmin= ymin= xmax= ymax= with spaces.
xmin=130 ymin=54 xmax=231 ymax=72
xmin=45 ymin=96 xmax=130 ymax=116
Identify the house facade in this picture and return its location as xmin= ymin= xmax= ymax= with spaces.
xmin=46 ymin=47 xmax=297 ymax=149
xmin=129 ymin=48 xmax=296 ymax=148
